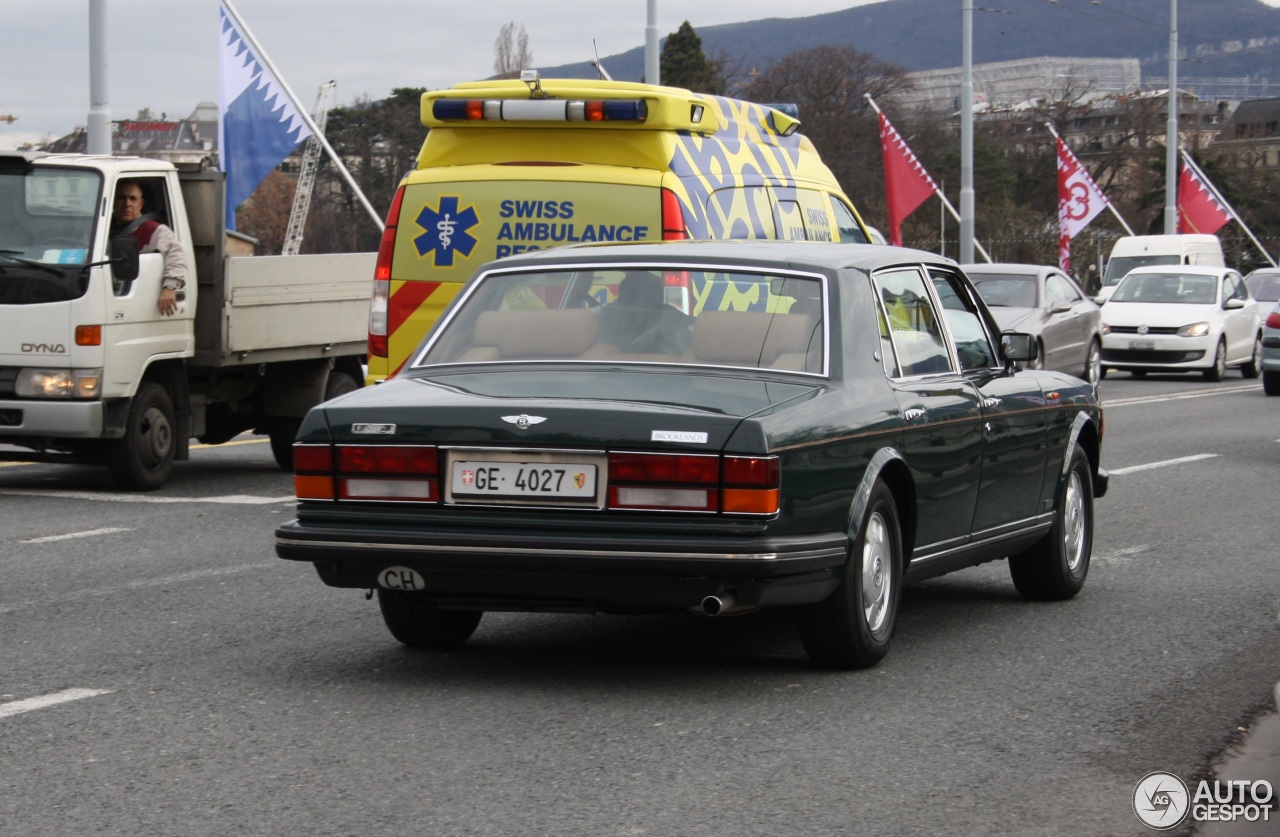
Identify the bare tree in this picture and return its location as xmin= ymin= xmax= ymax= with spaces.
xmin=494 ymin=22 xmax=533 ymax=79
xmin=235 ymin=170 xmax=296 ymax=255
xmin=742 ymin=45 xmax=914 ymax=231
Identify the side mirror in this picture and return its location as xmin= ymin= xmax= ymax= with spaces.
xmin=1000 ymin=332 xmax=1037 ymax=368
xmin=1224 ymin=298 xmax=1245 ymax=310
xmin=110 ymin=235 xmax=139 ymax=287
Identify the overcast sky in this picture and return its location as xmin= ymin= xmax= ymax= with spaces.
xmin=0 ymin=0 xmax=879 ymax=149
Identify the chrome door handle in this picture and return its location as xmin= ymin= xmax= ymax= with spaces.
xmin=982 ymin=397 xmax=1002 ymax=408
xmin=903 ymin=408 xmax=926 ymax=421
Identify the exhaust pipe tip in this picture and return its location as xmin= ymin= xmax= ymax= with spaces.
xmin=700 ymin=594 xmax=732 ymax=617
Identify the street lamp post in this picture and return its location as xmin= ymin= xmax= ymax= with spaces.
xmin=87 ymin=0 xmax=110 ymax=155
xmin=1164 ymin=0 xmax=1179 ymax=234
xmin=960 ymin=0 xmax=974 ymax=264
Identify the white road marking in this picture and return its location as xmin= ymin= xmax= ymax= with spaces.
xmin=1103 ymin=383 xmax=1258 ymax=407
xmin=1108 ymin=454 xmax=1219 ymax=475
xmin=0 ymin=688 xmax=113 ymax=720
xmin=1092 ymin=544 xmax=1150 ymax=566
xmin=0 ymin=563 xmax=273 ymax=616
xmin=0 ymin=489 xmax=294 ymax=505
xmin=21 ymin=527 xmax=132 ymax=544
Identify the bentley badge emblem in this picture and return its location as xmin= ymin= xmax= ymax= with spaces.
xmin=501 ymin=414 xmax=547 ymax=431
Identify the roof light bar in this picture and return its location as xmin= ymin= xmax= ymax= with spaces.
xmin=432 ymin=99 xmax=648 ymax=123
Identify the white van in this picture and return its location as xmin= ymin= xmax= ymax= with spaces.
xmin=1095 ymin=234 xmax=1225 ymax=302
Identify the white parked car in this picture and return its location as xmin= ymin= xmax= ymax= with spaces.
xmin=1100 ymin=266 xmax=1262 ymax=381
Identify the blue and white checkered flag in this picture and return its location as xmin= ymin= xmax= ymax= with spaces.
xmin=217 ymin=2 xmax=312 ymax=230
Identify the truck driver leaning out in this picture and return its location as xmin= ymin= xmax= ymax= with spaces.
xmin=111 ymin=179 xmax=188 ymax=316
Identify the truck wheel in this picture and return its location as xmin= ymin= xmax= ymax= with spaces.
xmin=377 ymin=590 xmax=482 ymax=649
xmin=797 ymin=480 xmax=902 ymax=669
xmin=269 ymin=371 xmax=360 ymax=471
xmin=106 ymin=382 xmax=176 ymax=491
xmin=269 ymin=420 xmax=301 ymax=471
xmin=1009 ymin=445 xmax=1093 ymax=601
xmin=325 ymin=370 xmax=360 ymax=400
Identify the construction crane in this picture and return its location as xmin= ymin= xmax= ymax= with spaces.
xmin=281 ymin=81 xmax=336 ymax=256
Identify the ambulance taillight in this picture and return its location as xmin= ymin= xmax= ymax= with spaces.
xmin=661 ymin=188 xmax=687 ymax=241
xmin=369 ymin=186 xmax=405 ymax=359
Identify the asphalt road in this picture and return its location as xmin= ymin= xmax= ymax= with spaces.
xmin=2 ymin=371 xmax=1278 ymax=836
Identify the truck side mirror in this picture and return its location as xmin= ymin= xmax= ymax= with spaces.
xmin=110 ymin=235 xmax=139 ymax=288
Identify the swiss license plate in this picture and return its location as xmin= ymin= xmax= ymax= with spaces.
xmin=1129 ymin=340 xmax=1155 ymax=350
xmin=450 ymin=460 xmax=597 ymax=499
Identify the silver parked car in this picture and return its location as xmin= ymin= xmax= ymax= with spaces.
xmin=963 ymin=263 xmax=1103 ymax=385
xmin=1262 ymin=300 xmax=1280 ymax=396
xmin=1245 ymin=267 xmax=1280 ymax=312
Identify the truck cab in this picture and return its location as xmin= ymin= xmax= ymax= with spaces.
xmin=0 ymin=150 xmax=372 ymax=489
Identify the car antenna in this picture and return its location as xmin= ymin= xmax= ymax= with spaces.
xmin=592 ymin=40 xmax=612 ymax=81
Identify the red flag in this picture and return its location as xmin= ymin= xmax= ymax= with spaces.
xmin=878 ymin=111 xmax=938 ymax=246
xmin=1177 ymin=157 xmax=1231 ymax=235
xmin=1056 ymin=138 xmax=1109 ymax=273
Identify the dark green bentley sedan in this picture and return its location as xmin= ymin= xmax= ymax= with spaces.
xmin=276 ymin=241 xmax=1108 ymax=669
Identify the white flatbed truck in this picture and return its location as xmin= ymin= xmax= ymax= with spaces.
xmin=0 ymin=151 xmax=373 ymax=489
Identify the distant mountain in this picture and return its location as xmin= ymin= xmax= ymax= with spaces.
xmin=540 ymin=0 xmax=1280 ymax=92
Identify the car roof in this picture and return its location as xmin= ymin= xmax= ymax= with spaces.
xmin=484 ymin=240 xmax=955 ymax=274
xmin=961 ymin=263 xmax=1056 ymax=277
xmin=1121 ymin=265 xmax=1230 ymax=278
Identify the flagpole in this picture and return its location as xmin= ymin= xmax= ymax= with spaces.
xmin=1044 ymin=123 xmax=1134 ymax=236
xmin=221 ymin=0 xmax=384 ymax=232
xmin=1181 ymin=150 xmax=1277 ymax=267
xmin=864 ymin=95 xmax=992 ymax=262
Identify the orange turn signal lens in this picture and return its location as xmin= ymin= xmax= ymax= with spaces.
xmin=294 ymin=475 xmax=335 ymax=501
xmin=721 ymin=488 xmax=780 ymax=515
xmin=75 ymin=325 xmax=102 ymax=346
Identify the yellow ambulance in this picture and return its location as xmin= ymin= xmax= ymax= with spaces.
xmin=367 ymin=75 xmax=876 ymax=381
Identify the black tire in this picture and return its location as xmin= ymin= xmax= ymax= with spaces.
xmin=325 ymin=369 xmax=360 ymax=401
xmin=1204 ymin=339 xmax=1227 ymax=382
xmin=1241 ymin=334 xmax=1262 ymax=379
xmin=798 ymin=480 xmax=902 ymax=669
xmin=106 ymin=382 xmax=176 ymax=491
xmin=1009 ymin=445 xmax=1093 ymax=601
xmin=268 ymin=419 xmax=301 ymax=471
xmin=1265 ymin=370 xmax=1280 ymax=396
xmin=377 ymin=590 xmax=482 ymax=649
xmin=1082 ymin=339 xmax=1102 ymax=386
xmin=267 ymin=371 xmax=360 ymax=471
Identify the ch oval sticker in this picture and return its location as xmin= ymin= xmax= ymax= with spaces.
xmin=378 ymin=566 xmax=426 ymax=591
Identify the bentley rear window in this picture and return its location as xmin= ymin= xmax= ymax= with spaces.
xmin=415 ymin=266 xmax=827 ymax=374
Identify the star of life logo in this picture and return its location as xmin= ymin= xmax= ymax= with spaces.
xmin=1134 ymin=771 xmax=1273 ymax=830
xmin=414 ymin=196 xmax=479 ymax=266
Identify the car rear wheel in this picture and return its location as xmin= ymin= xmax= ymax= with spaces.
xmin=1264 ymin=370 xmax=1280 ymax=396
xmin=1082 ymin=339 xmax=1102 ymax=385
xmin=377 ymin=590 xmax=482 ymax=649
xmin=1204 ymin=338 xmax=1227 ymax=382
xmin=798 ymin=480 xmax=902 ymax=669
xmin=1009 ymin=445 xmax=1092 ymax=601
xmin=1241 ymin=335 xmax=1262 ymax=379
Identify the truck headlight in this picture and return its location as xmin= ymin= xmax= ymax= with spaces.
xmin=15 ymin=368 xmax=102 ymax=399
xmin=1177 ymin=322 xmax=1210 ymax=338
